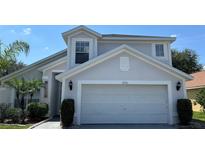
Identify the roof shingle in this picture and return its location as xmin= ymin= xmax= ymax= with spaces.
xmin=186 ymin=71 xmax=205 ymax=89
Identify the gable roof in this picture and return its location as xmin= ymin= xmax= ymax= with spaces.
xmin=186 ymin=71 xmax=205 ymax=89
xmin=62 ymin=25 xmax=102 ymax=43
xmin=0 ymin=49 xmax=67 ymax=83
xmin=56 ymin=45 xmax=192 ymax=81
xmin=62 ymin=26 xmax=176 ymax=44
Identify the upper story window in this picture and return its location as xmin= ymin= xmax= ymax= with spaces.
xmin=155 ymin=44 xmax=164 ymax=57
xmin=75 ymin=41 xmax=89 ymax=64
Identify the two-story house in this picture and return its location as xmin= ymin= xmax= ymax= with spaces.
xmin=0 ymin=26 xmax=192 ymax=125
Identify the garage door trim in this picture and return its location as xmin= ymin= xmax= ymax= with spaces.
xmin=77 ymin=80 xmax=173 ymax=125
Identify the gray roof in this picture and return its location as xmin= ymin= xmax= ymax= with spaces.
xmin=102 ymin=34 xmax=176 ymax=42
xmin=0 ymin=49 xmax=67 ymax=82
xmin=102 ymin=34 xmax=174 ymax=39
xmin=62 ymin=26 xmax=176 ymax=43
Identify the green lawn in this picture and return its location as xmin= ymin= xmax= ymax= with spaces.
xmin=0 ymin=124 xmax=32 ymax=129
xmin=193 ymin=111 xmax=205 ymax=122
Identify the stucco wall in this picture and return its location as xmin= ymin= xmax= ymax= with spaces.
xmin=97 ymin=41 xmax=171 ymax=65
xmin=0 ymin=69 xmax=43 ymax=106
xmin=16 ymin=69 xmax=43 ymax=101
xmin=0 ymin=87 xmax=15 ymax=105
xmin=63 ymin=52 xmax=185 ymax=124
xmin=41 ymin=61 xmax=67 ymax=115
xmin=68 ymin=31 xmax=97 ymax=68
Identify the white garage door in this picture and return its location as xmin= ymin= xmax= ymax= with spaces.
xmin=81 ymin=84 xmax=169 ymax=124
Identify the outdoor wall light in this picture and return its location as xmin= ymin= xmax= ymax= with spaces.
xmin=69 ymin=80 xmax=73 ymax=91
xmin=176 ymin=81 xmax=181 ymax=91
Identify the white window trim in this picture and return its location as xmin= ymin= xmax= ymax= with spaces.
xmin=71 ymin=38 xmax=93 ymax=66
xmin=152 ymin=43 xmax=168 ymax=60
xmin=76 ymin=80 xmax=173 ymax=125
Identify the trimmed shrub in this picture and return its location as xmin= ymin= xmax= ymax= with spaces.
xmin=177 ymin=99 xmax=193 ymax=125
xmin=60 ymin=99 xmax=74 ymax=127
xmin=27 ymin=102 xmax=48 ymax=119
xmin=0 ymin=103 xmax=10 ymax=123
xmin=5 ymin=108 xmax=22 ymax=123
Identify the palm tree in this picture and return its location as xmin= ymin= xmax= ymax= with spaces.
xmin=6 ymin=78 xmax=43 ymax=123
xmin=6 ymin=78 xmax=29 ymax=123
xmin=0 ymin=40 xmax=29 ymax=77
xmin=5 ymin=78 xmax=22 ymax=106
xmin=28 ymin=80 xmax=43 ymax=103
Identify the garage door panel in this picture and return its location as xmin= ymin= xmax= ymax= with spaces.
xmin=81 ymin=84 xmax=168 ymax=124
xmin=81 ymin=114 xmax=168 ymax=124
xmin=82 ymin=103 xmax=167 ymax=114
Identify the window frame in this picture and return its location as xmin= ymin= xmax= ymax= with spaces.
xmin=75 ymin=41 xmax=90 ymax=54
xmin=71 ymin=38 xmax=93 ymax=65
xmin=155 ymin=44 xmax=165 ymax=57
xmin=75 ymin=41 xmax=90 ymax=64
xmin=152 ymin=43 xmax=168 ymax=60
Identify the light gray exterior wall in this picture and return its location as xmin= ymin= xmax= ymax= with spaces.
xmin=0 ymin=49 xmax=67 ymax=107
xmin=65 ymin=30 xmax=172 ymax=70
xmin=14 ymin=69 xmax=42 ymax=101
xmin=15 ymin=69 xmax=42 ymax=80
xmin=67 ymin=31 xmax=97 ymax=69
xmin=41 ymin=61 xmax=67 ymax=115
xmin=98 ymin=41 xmax=152 ymax=56
xmin=44 ymin=62 xmax=67 ymax=76
xmin=97 ymin=41 xmax=171 ymax=65
xmin=0 ymin=87 xmax=15 ymax=105
xmin=63 ymin=52 xmax=185 ymax=124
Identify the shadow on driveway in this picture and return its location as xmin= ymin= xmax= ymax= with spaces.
xmin=34 ymin=117 xmax=176 ymax=129
xmin=69 ymin=124 xmax=176 ymax=129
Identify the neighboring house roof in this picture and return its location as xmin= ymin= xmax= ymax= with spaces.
xmin=186 ymin=71 xmax=205 ymax=89
xmin=0 ymin=49 xmax=67 ymax=83
xmin=62 ymin=26 xmax=176 ymax=43
xmin=56 ymin=45 xmax=192 ymax=81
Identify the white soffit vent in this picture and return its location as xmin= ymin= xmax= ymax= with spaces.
xmin=120 ymin=57 xmax=130 ymax=71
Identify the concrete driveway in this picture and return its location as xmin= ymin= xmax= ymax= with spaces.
xmin=33 ymin=118 xmax=61 ymax=129
xmin=33 ymin=118 xmax=176 ymax=129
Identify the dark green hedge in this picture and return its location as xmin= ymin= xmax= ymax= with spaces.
xmin=27 ymin=102 xmax=48 ymax=119
xmin=6 ymin=107 xmax=22 ymax=123
xmin=60 ymin=99 xmax=75 ymax=127
xmin=177 ymin=99 xmax=193 ymax=125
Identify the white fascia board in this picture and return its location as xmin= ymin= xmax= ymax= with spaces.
xmin=56 ymin=44 xmax=192 ymax=81
xmin=62 ymin=26 xmax=102 ymax=43
xmin=38 ymin=56 xmax=67 ymax=72
xmin=102 ymin=37 xmax=176 ymax=43
xmin=55 ymin=45 xmax=127 ymax=81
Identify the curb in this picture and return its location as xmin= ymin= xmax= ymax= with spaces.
xmin=29 ymin=118 xmax=52 ymax=129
